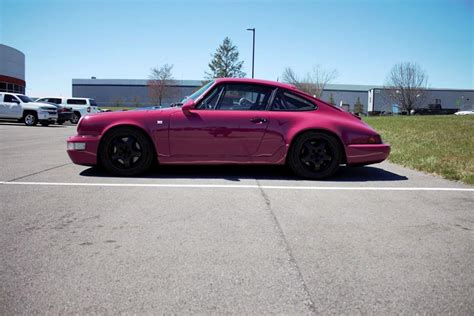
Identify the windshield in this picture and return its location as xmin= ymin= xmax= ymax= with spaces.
xmin=180 ymin=81 xmax=214 ymax=104
xmin=17 ymin=95 xmax=34 ymax=103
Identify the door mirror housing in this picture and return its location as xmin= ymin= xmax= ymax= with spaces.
xmin=182 ymin=99 xmax=196 ymax=115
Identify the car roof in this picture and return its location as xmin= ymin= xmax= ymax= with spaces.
xmin=214 ymin=78 xmax=298 ymax=90
xmin=38 ymin=97 xmax=93 ymax=100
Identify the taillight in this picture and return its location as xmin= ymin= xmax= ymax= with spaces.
xmin=351 ymin=134 xmax=382 ymax=144
xmin=87 ymin=107 xmax=91 ymax=113
xmin=367 ymin=135 xmax=382 ymax=144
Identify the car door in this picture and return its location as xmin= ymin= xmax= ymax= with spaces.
xmin=0 ymin=94 xmax=6 ymax=116
xmin=1 ymin=94 xmax=22 ymax=118
xmin=168 ymin=83 xmax=275 ymax=161
xmin=254 ymin=89 xmax=320 ymax=160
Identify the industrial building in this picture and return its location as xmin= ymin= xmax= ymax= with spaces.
xmin=0 ymin=44 xmax=26 ymax=94
xmin=72 ymin=78 xmax=473 ymax=113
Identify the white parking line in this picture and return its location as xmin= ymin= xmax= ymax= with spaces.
xmin=0 ymin=181 xmax=473 ymax=192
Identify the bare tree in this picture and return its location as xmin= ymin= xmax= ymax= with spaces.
xmin=384 ymin=62 xmax=428 ymax=115
xmin=148 ymin=64 xmax=176 ymax=106
xmin=282 ymin=65 xmax=338 ymax=99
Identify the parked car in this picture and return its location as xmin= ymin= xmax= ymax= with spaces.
xmin=67 ymin=78 xmax=390 ymax=179
xmin=0 ymin=93 xmax=57 ymax=126
xmin=411 ymin=104 xmax=458 ymax=115
xmin=36 ymin=97 xmax=99 ymax=124
xmin=454 ymin=110 xmax=474 ymax=115
xmin=34 ymin=98 xmax=74 ymax=124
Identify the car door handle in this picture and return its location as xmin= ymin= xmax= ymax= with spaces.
xmin=250 ymin=118 xmax=267 ymax=124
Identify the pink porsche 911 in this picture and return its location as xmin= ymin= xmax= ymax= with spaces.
xmin=67 ymin=78 xmax=390 ymax=179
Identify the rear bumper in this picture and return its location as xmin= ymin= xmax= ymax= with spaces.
xmin=345 ymin=143 xmax=390 ymax=165
xmin=66 ymin=135 xmax=100 ymax=166
xmin=58 ymin=112 xmax=73 ymax=121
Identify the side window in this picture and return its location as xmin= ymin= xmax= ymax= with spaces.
xmin=4 ymin=94 xmax=18 ymax=103
xmin=197 ymin=86 xmax=223 ymax=110
xmin=272 ymin=91 xmax=317 ymax=111
xmin=89 ymin=99 xmax=98 ymax=106
xmin=217 ymin=84 xmax=274 ymax=111
xmin=67 ymin=99 xmax=87 ymax=105
xmin=49 ymin=98 xmax=62 ymax=104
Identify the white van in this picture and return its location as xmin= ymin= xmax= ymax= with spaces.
xmin=36 ymin=97 xmax=100 ymax=124
xmin=0 ymin=93 xmax=57 ymax=126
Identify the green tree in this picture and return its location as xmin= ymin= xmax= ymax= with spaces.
xmin=328 ymin=93 xmax=335 ymax=105
xmin=205 ymin=37 xmax=246 ymax=79
xmin=354 ymin=96 xmax=364 ymax=113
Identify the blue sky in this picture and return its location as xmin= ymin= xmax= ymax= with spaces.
xmin=1 ymin=0 xmax=473 ymax=96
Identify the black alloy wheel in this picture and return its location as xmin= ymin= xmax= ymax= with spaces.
xmin=288 ymin=131 xmax=342 ymax=179
xmin=100 ymin=127 xmax=154 ymax=176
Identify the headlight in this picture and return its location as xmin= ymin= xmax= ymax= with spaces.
xmin=67 ymin=142 xmax=86 ymax=150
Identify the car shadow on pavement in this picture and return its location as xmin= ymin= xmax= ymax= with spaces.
xmin=80 ymin=164 xmax=408 ymax=182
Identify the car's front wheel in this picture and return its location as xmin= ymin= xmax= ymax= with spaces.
xmin=288 ymin=131 xmax=342 ymax=179
xmin=99 ymin=127 xmax=155 ymax=176
xmin=70 ymin=112 xmax=81 ymax=124
xmin=23 ymin=112 xmax=38 ymax=126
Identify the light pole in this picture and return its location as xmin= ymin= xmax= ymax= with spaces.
xmin=246 ymin=28 xmax=255 ymax=78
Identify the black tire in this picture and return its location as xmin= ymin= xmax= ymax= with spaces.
xmin=23 ymin=112 xmax=38 ymax=126
xmin=99 ymin=127 xmax=154 ymax=176
xmin=288 ymin=131 xmax=342 ymax=179
xmin=56 ymin=120 xmax=64 ymax=125
xmin=70 ymin=112 xmax=81 ymax=124
xmin=40 ymin=121 xmax=50 ymax=127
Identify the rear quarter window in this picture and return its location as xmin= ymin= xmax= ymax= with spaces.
xmin=272 ymin=91 xmax=317 ymax=111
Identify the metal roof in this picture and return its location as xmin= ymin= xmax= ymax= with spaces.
xmin=72 ymin=79 xmax=473 ymax=92
xmin=72 ymin=79 xmax=203 ymax=86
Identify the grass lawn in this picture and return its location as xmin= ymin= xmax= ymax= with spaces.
xmin=364 ymin=115 xmax=474 ymax=185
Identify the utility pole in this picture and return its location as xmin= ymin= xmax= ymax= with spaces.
xmin=246 ymin=28 xmax=255 ymax=78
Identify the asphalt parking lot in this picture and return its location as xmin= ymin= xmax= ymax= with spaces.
xmin=1 ymin=122 xmax=473 ymax=314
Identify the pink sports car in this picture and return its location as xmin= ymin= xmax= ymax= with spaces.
xmin=67 ymin=78 xmax=390 ymax=179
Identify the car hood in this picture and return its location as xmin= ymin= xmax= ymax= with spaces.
xmin=29 ymin=101 xmax=57 ymax=110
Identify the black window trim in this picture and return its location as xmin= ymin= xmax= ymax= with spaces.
xmin=197 ymin=82 xmax=277 ymax=111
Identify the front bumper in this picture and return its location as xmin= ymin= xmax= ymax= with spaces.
xmin=345 ymin=143 xmax=390 ymax=165
xmin=66 ymin=135 xmax=100 ymax=166
xmin=38 ymin=112 xmax=57 ymax=121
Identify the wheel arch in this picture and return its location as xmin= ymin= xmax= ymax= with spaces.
xmin=286 ymin=128 xmax=347 ymax=164
xmin=22 ymin=109 xmax=37 ymax=116
xmin=98 ymin=124 xmax=158 ymax=166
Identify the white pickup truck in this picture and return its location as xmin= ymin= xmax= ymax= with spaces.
xmin=0 ymin=93 xmax=58 ymax=126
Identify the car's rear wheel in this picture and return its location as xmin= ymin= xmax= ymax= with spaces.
xmin=288 ymin=131 xmax=342 ymax=179
xmin=70 ymin=112 xmax=81 ymax=124
xmin=99 ymin=127 xmax=154 ymax=176
xmin=56 ymin=120 xmax=64 ymax=125
xmin=23 ymin=112 xmax=38 ymax=126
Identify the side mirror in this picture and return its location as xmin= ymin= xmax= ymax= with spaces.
xmin=13 ymin=99 xmax=20 ymax=104
xmin=182 ymin=99 xmax=196 ymax=115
